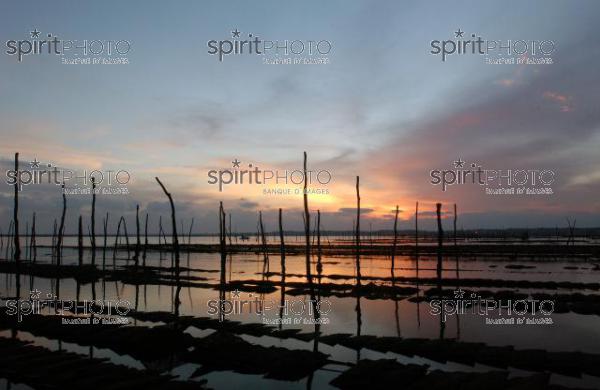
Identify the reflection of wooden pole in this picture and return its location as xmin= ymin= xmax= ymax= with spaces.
xmin=13 ymin=153 xmax=21 ymax=263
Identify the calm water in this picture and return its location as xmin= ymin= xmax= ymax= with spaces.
xmin=1 ymin=245 xmax=600 ymax=389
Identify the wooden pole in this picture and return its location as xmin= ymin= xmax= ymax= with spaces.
xmin=13 ymin=153 xmax=21 ymax=262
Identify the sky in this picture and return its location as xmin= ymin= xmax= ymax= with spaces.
xmin=0 ymin=0 xmax=599 ymax=233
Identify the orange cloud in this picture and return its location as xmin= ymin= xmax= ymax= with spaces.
xmin=543 ymin=91 xmax=574 ymax=112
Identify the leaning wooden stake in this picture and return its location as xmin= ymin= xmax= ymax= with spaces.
xmin=155 ymin=177 xmax=180 ymax=271
xmin=56 ymin=183 xmax=67 ymax=265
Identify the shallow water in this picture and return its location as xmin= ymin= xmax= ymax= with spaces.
xmin=1 ymin=246 xmax=600 ymax=389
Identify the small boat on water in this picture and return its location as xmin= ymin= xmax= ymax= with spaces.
xmin=239 ymin=234 xmax=250 ymax=241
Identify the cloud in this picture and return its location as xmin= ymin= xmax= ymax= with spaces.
xmin=238 ymin=199 xmax=259 ymax=209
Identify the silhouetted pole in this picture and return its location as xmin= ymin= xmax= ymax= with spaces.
xmin=355 ymin=176 xmax=362 ymax=346
xmin=51 ymin=219 xmax=57 ymax=264
xmin=56 ymin=184 xmax=67 ymax=265
xmin=303 ymin=152 xmax=314 ymax=290
xmin=259 ymin=211 xmax=269 ymax=273
xmin=228 ymin=214 xmax=232 ymax=246
xmin=316 ymin=210 xmax=323 ymax=277
xmin=454 ymin=203 xmax=459 ymax=279
xmin=453 ymin=204 xmax=457 ymax=246
xmin=355 ymin=176 xmax=361 ymax=282
xmin=436 ymin=202 xmax=445 ymax=339
xmin=103 ymin=213 xmax=108 ymax=267
xmin=415 ymin=201 xmax=419 ymax=276
xmin=134 ymin=204 xmax=140 ymax=267
xmin=13 ymin=153 xmax=21 ymax=262
xmin=91 ymin=177 xmax=96 ymax=265
xmin=436 ymin=203 xmax=443 ymax=280
xmin=219 ymin=202 xmax=227 ymax=322
xmin=78 ymin=215 xmax=83 ymax=266
xmin=155 ymin=177 xmax=180 ymax=314
xmin=31 ymin=213 xmax=37 ymax=263
xmin=454 ymin=203 xmax=460 ymax=339
xmin=143 ymin=213 xmax=148 ymax=267
xmin=278 ymin=208 xmax=286 ymax=331
xmin=391 ymin=205 xmax=399 ymax=279
xmin=278 ymin=208 xmax=286 ymax=278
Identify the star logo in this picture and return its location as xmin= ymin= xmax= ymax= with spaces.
xmin=232 ymin=289 xmax=241 ymax=298
xmin=453 ymin=158 xmax=465 ymax=168
xmin=232 ymin=159 xmax=241 ymax=168
xmin=30 ymin=29 xmax=41 ymax=38
xmin=30 ymin=158 xmax=40 ymax=168
xmin=30 ymin=289 xmax=41 ymax=299
xmin=454 ymin=288 xmax=465 ymax=299
xmin=454 ymin=29 xmax=464 ymax=38
xmin=232 ymin=29 xmax=241 ymax=38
